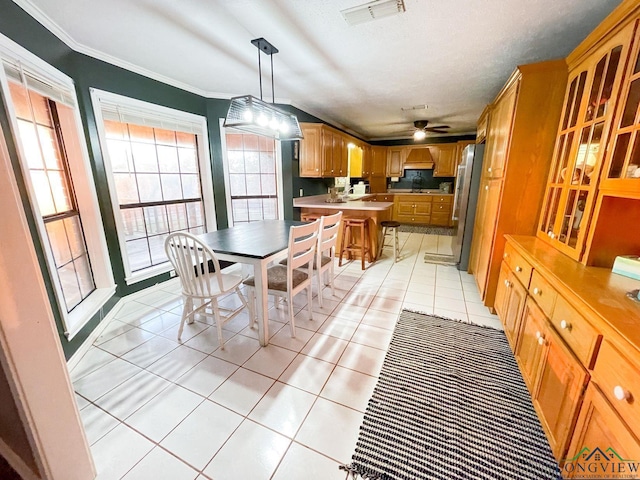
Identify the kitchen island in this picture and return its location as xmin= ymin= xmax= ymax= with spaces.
xmin=293 ymin=194 xmax=394 ymax=262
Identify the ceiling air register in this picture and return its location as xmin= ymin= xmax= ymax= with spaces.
xmin=224 ymin=38 xmax=303 ymax=140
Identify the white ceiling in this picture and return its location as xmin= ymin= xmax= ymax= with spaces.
xmin=15 ymin=0 xmax=622 ymax=140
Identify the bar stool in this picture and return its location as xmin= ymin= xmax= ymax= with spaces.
xmin=301 ymin=212 xmax=321 ymax=222
xmin=378 ymin=220 xmax=401 ymax=262
xmin=339 ymin=216 xmax=371 ymax=270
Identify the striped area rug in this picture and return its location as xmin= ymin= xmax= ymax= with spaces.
xmin=340 ymin=310 xmax=561 ymax=480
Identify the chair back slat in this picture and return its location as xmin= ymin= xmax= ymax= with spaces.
xmin=318 ymin=211 xmax=342 ymax=262
xmin=288 ymin=220 xmax=320 ymax=272
xmin=164 ymin=232 xmax=224 ymax=297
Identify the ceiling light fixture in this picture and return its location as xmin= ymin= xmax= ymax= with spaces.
xmin=341 ymin=0 xmax=406 ymax=26
xmin=224 ymin=38 xmax=303 ymax=140
xmin=413 ymin=129 xmax=427 ymax=141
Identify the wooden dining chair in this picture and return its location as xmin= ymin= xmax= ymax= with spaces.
xmin=164 ymin=232 xmax=248 ymax=349
xmin=243 ymin=219 xmax=320 ymax=338
xmin=313 ymin=212 xmax=342 ymax=307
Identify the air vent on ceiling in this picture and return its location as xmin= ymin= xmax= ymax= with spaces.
xmin=341 ymin=0 xmax=406 ymax=26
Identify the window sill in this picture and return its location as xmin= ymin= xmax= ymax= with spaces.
xmin=125 ymin=263 xmax=173 ymax=286
xmin=64 ymin=286 xmax=116 ymax=340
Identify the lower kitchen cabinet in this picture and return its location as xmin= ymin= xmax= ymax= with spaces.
xmin=564 ymin=383 xmax=640 ymax=477
xmin=531 ymin=323 xmax=589 ymax=459
xmin=494 ymin=235 xmax=639 ymax=464
xmin=495 ymin=263 xmax=527 ymax=349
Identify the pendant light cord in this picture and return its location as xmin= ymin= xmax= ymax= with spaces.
xmin=257 ymin=48 xmax=263 ymax=101
xmin=270 ymin=54 xmax=275 ymax=104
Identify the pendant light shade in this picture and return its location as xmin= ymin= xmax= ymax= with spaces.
xmin=225 ymin=95 xmax=303 ymax=140
xmin=224 ymin=38 xmax=303 ymax=140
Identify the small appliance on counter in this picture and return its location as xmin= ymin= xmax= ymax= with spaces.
xmin=439 ymin=182 xmax=452 ymax=194
xmin=353 ymin=181 xmax=369 ymax=195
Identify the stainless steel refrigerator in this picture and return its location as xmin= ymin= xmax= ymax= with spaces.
xmin=453 ymin=144 xmax=484 ymax=270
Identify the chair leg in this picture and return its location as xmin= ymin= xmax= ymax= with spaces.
xmin=316 ymin=269 xmax=324 ymax=308
xmin=211 ymin=298 xmax=225 ymax=350
xmin=288 ymin=294 xmax=296 ymax=338
xmin=307 ymin=284 xmax=313 ymax=321
xmin=177 ymin=297 xmax=192 ymax=340
xmin=339 ymin=223 xmax=347 ymax=267
xmin=360 ymin=223 xmax=366 ymax=270
xmin=329 ymin=261 xmax=336 ymax=297
xmin=394 ymin=227 xmax=400 ymax=262
xmin=378 ymin=226 xmax=387 ymax=259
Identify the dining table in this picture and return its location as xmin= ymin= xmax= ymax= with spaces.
xmin=198 ymin=219 xmax=305 ymax=346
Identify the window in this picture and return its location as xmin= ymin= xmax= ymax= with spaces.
xmin=0 ymin=34 xmax=115 ymax=338
xmin=92 ymin=90 xmax=216 ymax=284
xmin=221 ymin=122 xmax=284 ymax=225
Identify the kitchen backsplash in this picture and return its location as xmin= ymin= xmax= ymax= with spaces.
xmin=388 ymin=169 xmax=455 ymax=191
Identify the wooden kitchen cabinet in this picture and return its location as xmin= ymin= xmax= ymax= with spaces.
xmin=430 ymin=195 xmax=453 ymax=226
xmin=431 ymin=143 xmax=458 ymax=177
xmin=387 ymin=147 xmax=405 ymax=177
xmin=300 ymin=123 xmax=357 ymax=178
xmin=538 ymin=22 xmax=635 ymax=261
xmin=469 ymin=59 xmax=567 ymax=312
xmin=532 ymin=323 xmax=589 ymax=459
xmin=299 ymin=124 xmax=322 ymax=177
xmin=370 ymin=146 xmax=387 ymax=177
xmin=565 ymin=383 xmax=640 ymax=477
xmin=495 ymin=262 xmax=527 ymax=350
xmin=516 ymin=298 xmax=548 ymax=390
xmin=394 ymin=195 xmax=431 ymax=224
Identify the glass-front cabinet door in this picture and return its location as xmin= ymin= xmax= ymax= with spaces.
xmin=601 ymin=21 xmax=640 ymax=194
xmin=538 ymin=24 xmax=634 ymax=261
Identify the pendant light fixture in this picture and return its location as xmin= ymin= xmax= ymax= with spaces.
xmin=224 ymin=38 xmax=303 ymax=140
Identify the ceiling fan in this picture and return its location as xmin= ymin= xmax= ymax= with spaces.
xmin=412 ymin=120 xmax=450 ymax=140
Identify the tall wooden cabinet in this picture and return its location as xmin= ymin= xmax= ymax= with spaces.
xmin=469 ymin=59 xmax=568 ymax=311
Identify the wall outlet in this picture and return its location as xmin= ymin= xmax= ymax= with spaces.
xmin=169 ymin=269 xmax=176 ymax=278
xmin=299 ymin=188 xmax=303 ymax=197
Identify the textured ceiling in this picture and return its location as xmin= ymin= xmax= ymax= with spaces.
xmin=15 ymin=0 xmax=622 ymax=140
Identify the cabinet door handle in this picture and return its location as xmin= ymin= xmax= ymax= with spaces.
xmin=504 ymin=279 xmax=512 ymax=288
xmin=487 ymin=167 xmax=492 ymax=173
xmin=503 ymin=253 xmax=508 ymax=259
xmin=560 ymin=320 xmax=570 ymax=330
xmin=535 ymin=331 xmax=542 ymax=339
xmin=485 ymin=186 xmax=489 ymax=191
xmin=533 ymin=287 xmax=541 ymax=295
xmin=515 ymin=266 xmax=522 ymax=272
xmin=613 ymin=386 xmax=631 ymax=402
xmin=538 ymin=336 xmax=545 ymax=346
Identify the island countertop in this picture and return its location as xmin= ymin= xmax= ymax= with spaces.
xmin=293 ymin=194 xmax=393 ymax=211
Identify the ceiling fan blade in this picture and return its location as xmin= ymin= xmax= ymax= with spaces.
xmin=425 ymin=129 xmax=449 ymax=134
xmin=426 ymin=125 xmax=450 ymax=130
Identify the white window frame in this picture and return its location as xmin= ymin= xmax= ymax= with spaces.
xmin=219 ymin=119 xmax=284 ymax=226
xmin=0 ymin=33 xmax=116 ymax=339
xmin=91 ymin=89 xmax=217 ymax=285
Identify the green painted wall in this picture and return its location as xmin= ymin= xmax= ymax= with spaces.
xmin=0 ymin=0 xmax=266 ymax=358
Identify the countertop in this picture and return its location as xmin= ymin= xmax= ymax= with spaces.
xmin=293 ymin=194 xmax=393 ymax=211
xmin=385 ymin=189 xmax=453 ymax=195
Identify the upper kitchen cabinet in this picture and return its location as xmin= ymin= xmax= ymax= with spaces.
xmin=476 ymin=106 xmax=491 ymax=144
xmin=299 ymin=124 xmax=323 ymax=177
xmin=538 ymin=14 xmax=636 ymax=262
xmin=387 ymin=147 xmax=405 ymax=177
xmin=299 ymin=123 xmax=353 ymax=177
xmin=430 ymin=144 xmax=458 ymax=177
xmin=370 ymin=146 xmax=388 ymax=177
xmin=469 ymin=59 xmax=567 ymax=311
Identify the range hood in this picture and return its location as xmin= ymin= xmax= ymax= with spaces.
xmin=403 ymin=147 xmax=434 ymax=169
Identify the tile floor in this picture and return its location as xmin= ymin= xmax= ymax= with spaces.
xmin=70 ymin=232 xmax=501 ymax=480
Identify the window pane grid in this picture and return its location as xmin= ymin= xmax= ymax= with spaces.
xmin=122 ymin=199 xmax=205 ymax=272
xmin=105 ymin=120 xmax=206 ymax=273
xmin=225 ymin=132 xmax=279 ymax=225
xmin=9 ymin=81 xmax=96 ymax=312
